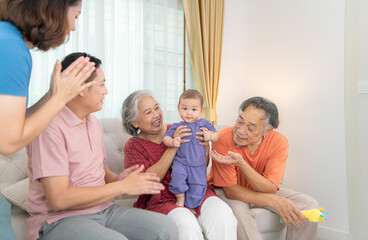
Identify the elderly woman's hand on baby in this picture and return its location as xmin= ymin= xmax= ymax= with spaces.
xmin=173 ymin=125 xmax=192 ymax=144
xmin=172 ymin=137 xmax=181 ymax=147
xmin=202 ymin=129 xmax=211 ymax=141
xmin=196 ymin=127 xmax=210 ymax=146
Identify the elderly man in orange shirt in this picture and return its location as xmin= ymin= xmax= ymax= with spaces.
xmin=208 ymin=96 xmax=319 ymax=240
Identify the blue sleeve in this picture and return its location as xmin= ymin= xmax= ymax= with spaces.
xmin=0 ymin=38 xmax=32 ymax=97
xmin=163 ymin=122 xmax=180 ymax=138
xmin=201 ymin=119 xmax=217 ymax=132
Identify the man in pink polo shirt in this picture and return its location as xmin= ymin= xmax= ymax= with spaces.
xmin=26 ymin=52 xmax=178 ymax=240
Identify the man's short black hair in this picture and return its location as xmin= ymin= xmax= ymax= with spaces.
xmin=61 ymin=52 xmax=102 ymax=83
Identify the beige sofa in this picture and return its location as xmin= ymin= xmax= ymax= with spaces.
xmin=0 ymin=118 xmax=286 ymax=240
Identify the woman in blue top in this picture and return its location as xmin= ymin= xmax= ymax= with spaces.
xmin=0 ymin=1 xmax=94 ymax=239
xmin=0 ymin=0 xmax=95 ymax=155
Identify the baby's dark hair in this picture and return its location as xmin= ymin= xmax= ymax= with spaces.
xmin=179 ymin=89 xmax=204 ymax=107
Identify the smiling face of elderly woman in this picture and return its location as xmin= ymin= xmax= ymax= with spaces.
xmin=130 ymin=96 xmax=164 ymax=137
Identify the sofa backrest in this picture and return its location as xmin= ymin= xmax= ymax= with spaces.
xmin=100 ymin=118 xmax=131 ymax=174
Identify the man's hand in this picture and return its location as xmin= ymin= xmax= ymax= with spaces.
xmin=271 ymin=195 xmax=306 ymax=227
xmin=120 ymin=165 xmax=164 ymax=195
xmin=116 ymin=165 xmax=140 ymax=181
xmin=210 ymin=150 xmax=244 ymax=167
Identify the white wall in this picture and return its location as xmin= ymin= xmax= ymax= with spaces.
xmin=345 ymin=0 xmax=368 ymax=239
xmin=217 ymin=0 xmax=349 ymax=238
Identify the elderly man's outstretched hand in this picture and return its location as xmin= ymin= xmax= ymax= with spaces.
xmin=210 ymin=150 xmax=244 ymax=167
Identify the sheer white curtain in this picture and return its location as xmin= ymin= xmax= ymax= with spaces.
xmin=29 ymin=0 xmax=194 ymax=122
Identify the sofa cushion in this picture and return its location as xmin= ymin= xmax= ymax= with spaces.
xmin=1 ymin=178 xmax=29 ymax=212
xmin=99 ymin=118 xmax=140 ymax=202
xmin=99 ymin=118 xmax=129 ymax=174
xmin=0 ymin=148 xmax=28 ymax=190
xmin=253 ymin=208 xmax=286 ymax=233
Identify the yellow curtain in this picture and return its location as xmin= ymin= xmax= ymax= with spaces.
xmin=183 ymin=0 xmax=225 ymax=125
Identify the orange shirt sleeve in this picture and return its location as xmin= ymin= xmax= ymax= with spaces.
xmin=210 ymin=127 xmax=238 ymax=187
xmin=262 ymin=133 xmax=289 ymax=189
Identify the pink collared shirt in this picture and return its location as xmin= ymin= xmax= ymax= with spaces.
xmin=26 ymin=107 xmax=113 ymax=240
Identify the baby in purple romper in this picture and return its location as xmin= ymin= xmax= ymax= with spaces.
xmin=163 ymin=90 xmax=219 ymax=209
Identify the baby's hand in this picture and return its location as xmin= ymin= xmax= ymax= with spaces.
xmin=173 ymin=137 xmax=181 ymax=147
xmin=203 ymin=129 xmax=211 ymax=141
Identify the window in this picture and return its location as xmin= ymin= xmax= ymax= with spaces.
xmin=29 ymin=0 xmax=194 ymax=123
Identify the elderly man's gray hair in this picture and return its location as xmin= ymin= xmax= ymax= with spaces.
xmin=121 ymin=90 xmax=154 ymax=136
xmin=239 ymin=96 xmax=279 ymax=130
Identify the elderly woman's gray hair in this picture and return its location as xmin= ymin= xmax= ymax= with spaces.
xmin=121 ymin=90 xmax=154 ymax=136
xmin=239 ymin=96 xmax=279 ymax=130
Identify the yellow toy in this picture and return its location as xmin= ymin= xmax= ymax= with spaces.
xmin=280 ymin=208 xmax=328 ymax=224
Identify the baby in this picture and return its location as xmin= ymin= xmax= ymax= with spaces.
xmin=163 ymin=89 xmax=219 ymax=209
